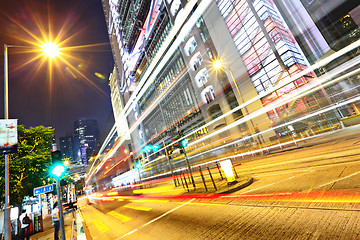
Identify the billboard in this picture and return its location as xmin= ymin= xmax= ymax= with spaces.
xmin=0 ymin=119 xmax=17 ymax=154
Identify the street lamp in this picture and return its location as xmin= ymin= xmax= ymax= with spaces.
xmin=213 ymin=60 xmax=248 ymax=115
xmin=3 ymin=42 xmax=60 ymax=240
xmin=50 ymin=149 xmax=66 ymax=240
xmin=41 ymin=41 xmax=60 ymax=59
xmin=213 ymin=59 xmax=259 ymax=136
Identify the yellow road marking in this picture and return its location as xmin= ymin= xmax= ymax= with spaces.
xmin=123 ymin=205 xmax=152 ymax=211
xmin=92 ymin=219 xmax=109 ymax=233
xmin=108 ymin=211 xmax=131 ymax=222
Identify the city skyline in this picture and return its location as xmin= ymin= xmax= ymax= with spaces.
xmin=0 ymin=0 xmax=115 ymax=139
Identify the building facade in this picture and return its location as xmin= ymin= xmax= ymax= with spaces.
xmin=90 ymin=0 xmax=360 ymax=187
xmin=59 ymin=134 xmax=80 ymax=164
xmin=74 ymin=119 xmax=100 ymax=165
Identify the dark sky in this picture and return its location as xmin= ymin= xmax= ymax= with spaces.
xmin=0 ymin=0 xmax=114 ymax=142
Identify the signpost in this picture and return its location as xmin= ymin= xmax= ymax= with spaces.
xmin=34 ymin=184 xmax=53 ymax=196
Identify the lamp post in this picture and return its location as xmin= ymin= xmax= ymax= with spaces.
xmin=3 ymin=42 xmax=59 ymax=240
xmin=213 ymin=60 xmax=259 ymax=140
xmin=213 ymin=60 xmax=249 ymax=115
xmin=3 ymin=44 xmax=11 ymax=240
xmin=52 ymin=165 xmax=66 ymax=240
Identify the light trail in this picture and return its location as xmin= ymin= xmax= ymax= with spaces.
xmin=127 ymin=57 xmax=360 ymax=178
xmin=89 ymin=0 xmax=214 ymax=178
xmin=86 ymin=6 xmax=360 ymax=182
xmin=117 ymin=198 xmax=196 ymax=239
xmin=88 ymin=189 xmax=360 ymax=204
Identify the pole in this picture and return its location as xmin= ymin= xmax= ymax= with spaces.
xmin=137 ymin=168 xmax=142 ymax=186
xmin=56 ymin=179 xmax=66 ymax=240
xmin=162 ymin=139 xmax=176 ymax=186
xmin=227 ymin=66 xmax=257 ymax=130
xmin=182 ymin=147 xmax=195 ymax=188
xmin=4 ymin=44 xmax=11 ymax=240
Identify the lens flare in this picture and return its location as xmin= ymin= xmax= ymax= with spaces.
xmin=41 ymin=41 xmax=60 ymax=59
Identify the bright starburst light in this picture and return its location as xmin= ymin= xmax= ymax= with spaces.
xmin=3 ymin=2 xmax=110 ymax=98
xmin=41 ymin=41 xmax=60 ymax=59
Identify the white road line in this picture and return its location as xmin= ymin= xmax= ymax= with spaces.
xmin=120 ymin=229 xmax=138 ymax=239
xmin=253 ymin=169 xmax=310 ymax=177
xmin=142 ymin=198 xmax=195 ymax=227
xmin=240 ymin=170 xmax=315 ymax=194
xmin=118 ymin=198 xmax=195 ymax=239
xmin=314 ymin=170 xmax=360 ymax=189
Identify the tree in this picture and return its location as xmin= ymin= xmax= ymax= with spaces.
xmin=0 ymin=125 xmax=55 ymax=208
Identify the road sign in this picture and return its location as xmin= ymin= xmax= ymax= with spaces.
xmin=34 ymin=184 xmax=53 ymax=196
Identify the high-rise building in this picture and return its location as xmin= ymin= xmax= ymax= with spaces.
xmin=59 ymin=134 xmax=74 ymax=162
xmin=74 ymin=119 xmax=100 ymax=165
xmin=89 ymin=0 xmax=360 ymax=188
xmin=59 ymin=134 xmax=80 ymax=164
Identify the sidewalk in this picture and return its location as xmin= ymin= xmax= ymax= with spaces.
xmin=29 ymin=211 xmax=75 ymax=240
xmin=29 ymin=225 xmax=72 ymax=240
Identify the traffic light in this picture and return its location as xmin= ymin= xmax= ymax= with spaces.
xmin=167 ymin=149 xmax=174 ymax=155
xmin=144 ymin=145 xmax=152 ymax=153
xmin=50 ymin=150 xmax=65 ymax=178
xmin=51 ymin=150 xmax=62 ymax=164
xmin=143 ymin=144 xmax=160 ymax=153
xmin=152 ymin=144 xmax=160 ymax=152
xmin=171 ymin=129 xmax=189 ymax=149
xmin=181 ymin=138 xmax=189 ymax=147
xmin=51 ymin=164 xmax=65 ymax=178
xmin=135 ymin=162 xmax=142 ymax=169
xmin=172 ymin=140 xmax=181 ymax=149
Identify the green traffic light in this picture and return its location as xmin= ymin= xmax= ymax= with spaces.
xmin=135 ymin=162 xmax=142 ymax=169
xmin=152 ymin=144 xmax=160 ymax=152
xmin=144 ymin=145 xmax=152 ymax=153
xmin=52 ymin=164 xmax=65 ymax=178
xmin=181 ymin=139 xmax=189 ymax=147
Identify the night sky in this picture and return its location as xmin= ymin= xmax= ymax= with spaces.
xmin=0 ymin=0 xmax=114 ymax=142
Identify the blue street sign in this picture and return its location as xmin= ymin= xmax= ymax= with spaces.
xmin=33 ymin=184 xmax=53 ymax=196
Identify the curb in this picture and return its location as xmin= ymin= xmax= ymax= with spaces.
xmin=179 ymin=175 xmax=254 ymax=195
xmin=78 ymin=209 xmax=92 ymax=240
xmin=215 ymin=176 xmax=254 ymax=194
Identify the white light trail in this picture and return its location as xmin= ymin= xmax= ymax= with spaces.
xmin=87 ymin=7 xmax=360 ymax=183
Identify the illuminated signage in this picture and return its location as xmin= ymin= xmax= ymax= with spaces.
xmin=0 ymin=119 xmax=17 ymax=154
xmin=220 ymin=159 xmax=235 ymax=183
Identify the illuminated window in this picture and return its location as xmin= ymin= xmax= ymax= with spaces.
xmin=170 ymin=0 xmax=181 ymax=16
xmin=201 ymin=86 xmax=215 ymax=104
xmin=195 ymin=68 xmax=209 ymax=88
xmin=189 ymin=52 xmax=203 ymax=71
xmin=184 ymin=36 xmax=197 ymax=56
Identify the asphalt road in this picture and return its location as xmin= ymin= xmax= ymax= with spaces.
xmin=80 ymin=125 xmax=360 ymax=239
xmin=235 ymin=124 xmax=360 ymax=194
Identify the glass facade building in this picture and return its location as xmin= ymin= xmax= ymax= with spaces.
xmin=88 ymin=0 xmax=360 ymax=188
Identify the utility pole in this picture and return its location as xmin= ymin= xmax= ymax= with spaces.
xmin=56 ymin=179 xmax=66 ymax=240
xmin=162 ymin=139 xmax=177 ymax=186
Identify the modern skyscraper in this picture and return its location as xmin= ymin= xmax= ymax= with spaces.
xmin=59 ymin=134 xmax=80 ymax=164
xmin=74 ymin=119 xmax=100 ymax=165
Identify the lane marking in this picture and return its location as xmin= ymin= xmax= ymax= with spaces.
xmin=118 ymin=198 xmax=195 ymax=239
xmin=108 ymin=211 xmax=132 ymax=222
xmin=253 ymin=169 xmax=310 ymax=177
xmin=142 ymin=198 xmax=195 ymax=227
xmin=121 ymin=229 xmax=138 ymax=238
xmin=123 ymin=205 xmax=152 ymax=211
xmin=92 ymin=218 xmax=109 ymax=233
xmin=241 ymin=170 xmax=314 ymax=194
xmin=314 ymin=170 xmax=360 ymax=189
